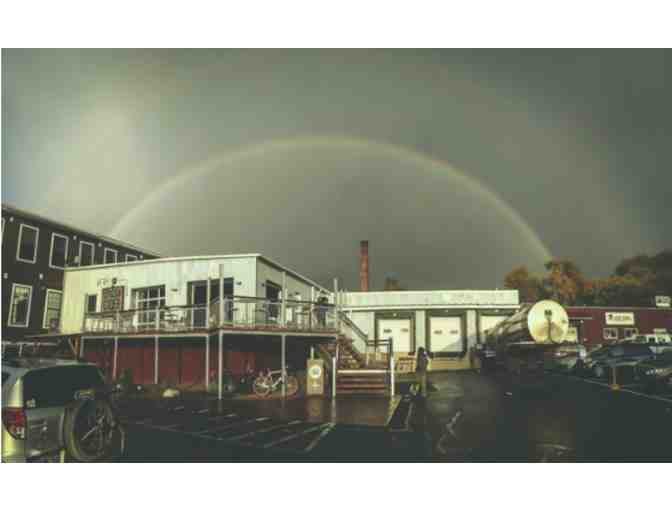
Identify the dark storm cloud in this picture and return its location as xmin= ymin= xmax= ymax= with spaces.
xmin=2 ymin=49 xmax=671 ymax=289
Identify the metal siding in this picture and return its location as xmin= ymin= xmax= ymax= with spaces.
xmin=60 ymin=257 xmax=258 ymax=333
xmin=342 ymin=290 xmax=519 ymax=309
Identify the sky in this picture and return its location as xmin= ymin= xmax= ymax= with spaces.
xmin=2 ymin=49 xmax=671 ymax=291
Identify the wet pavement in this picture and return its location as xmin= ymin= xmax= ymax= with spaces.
xmin=421 ymin=371 xmax=672 ymax=462
xmin=115 ymin=370 xmax=672 ymax=462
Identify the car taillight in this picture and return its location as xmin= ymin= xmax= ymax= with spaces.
xmin=2 ymin=407 xmax=26 ymax=440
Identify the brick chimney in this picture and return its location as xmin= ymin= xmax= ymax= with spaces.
xmin=359 ymin=240 xmax=369 ymax=292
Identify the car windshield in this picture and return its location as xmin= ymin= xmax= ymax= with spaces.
xmin=22 ymin=365 xmax=105 ymax=409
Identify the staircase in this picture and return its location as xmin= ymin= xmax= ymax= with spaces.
xmin=335 ymin=369 xmax=389 ymax=395
xmin=316 ymin=321 xmax=394 ymax=396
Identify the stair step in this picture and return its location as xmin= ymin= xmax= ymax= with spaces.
xmin=336 ymin=389 xmax=389 ymax=395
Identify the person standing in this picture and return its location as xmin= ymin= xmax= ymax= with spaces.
xmin=416 ymin=347 xmax=431 ymax=397
xmin=316 ymin=293 xmax=328 ymax=327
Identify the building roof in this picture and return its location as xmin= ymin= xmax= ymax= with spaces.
xmin=63 ymin=253 xmax=331 ymax=293
xmin=1 ymin=202 xmax=163 ymax=258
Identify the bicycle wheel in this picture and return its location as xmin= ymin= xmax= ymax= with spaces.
xmin=253 ymin=376 xmax=272 ymax=397
xmin=284 ymin=375 xmax=300 ymax=397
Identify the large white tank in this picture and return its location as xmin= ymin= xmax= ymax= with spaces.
xmin=486 ymin=299 xmax=570 ymax=346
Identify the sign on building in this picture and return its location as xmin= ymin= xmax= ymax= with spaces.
xmin=101 ymin=286 xmax=125 ymax=312
xmin=655 ymin=296 xmax=671 ymax=308
xmin=605 ymin=312 xmax=635 ymax=326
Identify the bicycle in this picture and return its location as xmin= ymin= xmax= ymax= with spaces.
xmin=252 ymin=366 xmax=299 ymax=398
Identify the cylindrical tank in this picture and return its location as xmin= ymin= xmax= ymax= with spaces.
xmin=486 ymin=299 xmax=570 ymax=347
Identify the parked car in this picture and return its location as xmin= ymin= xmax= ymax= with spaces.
xmin=2 ymin=357 xmax=125 ymax=462
xmin=630 ymin=334 xmax=672 ymax=356
xmin=581 ymin=343 xmax=655 ymax=379
xmin=547 ymin=343 xmax=587 ymax=372
xmin=635 ymin=350 xmax=672 ymax=394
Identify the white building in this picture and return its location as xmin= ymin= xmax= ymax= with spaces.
xmin=340 ymin=289 xmax=519 ymax=370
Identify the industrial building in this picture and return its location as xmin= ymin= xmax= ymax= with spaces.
xmin=565 ymin=305 xmax=671 ymax=347
xmin=1 ymin=203 xmax=160 ymax=342
xmin=28 ymin=254 xmax=339 ymax=395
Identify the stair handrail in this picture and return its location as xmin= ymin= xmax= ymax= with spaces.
xmin=338 ymin=310 xmax=369 ymax=344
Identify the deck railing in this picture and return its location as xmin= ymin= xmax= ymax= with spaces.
xmin=82 ymin=295 xmax=338 ymax=335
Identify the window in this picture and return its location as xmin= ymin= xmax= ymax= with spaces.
xmin=85 ymin=294 xmax=98 ymax=314
xmin=1 ymin=217 xmax=5 ymax=244
xmin=49 ymin=233 xmax=69 ymax=269
xmin=133 ymin=286 xmax=166 ymax=327
xmin=104 ymin=248 xmax=118 ymax=264
xmin=43 ymin=290 xmax=63 ymax=329
xmin=23 ymin=366 xmax=105 ymax=409
xmin=79 ymin=241 xmax=95 ymax=266
xmin=8 ymin=284 xmax=33 ymax=327
xmin=125 ymin=254 xmax=138 ymax=263
xmin=603 ymin=328 xmax=619 ymax=341
xmin=624 ymin=327 xmax=638 ymax=340
xmin=16 ymin=224 xmax=39 ymax=263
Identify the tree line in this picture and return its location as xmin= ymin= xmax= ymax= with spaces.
xmin=503 ymin=250 xmax=672 ymax=307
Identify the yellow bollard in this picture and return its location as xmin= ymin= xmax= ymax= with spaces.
xmin=609 ymin=366 xmax=620 ymax=391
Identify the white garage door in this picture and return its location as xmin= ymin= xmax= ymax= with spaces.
xmin=429 ymin=316 xmax=463 ymax=354
xmin=480 ymin=315 xmax=507 ymax=340
xmin=378 ymin=318 xmax=412 ymax=353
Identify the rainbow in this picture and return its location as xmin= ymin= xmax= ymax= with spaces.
xmin=111 ymin=135 xmax=552 ymax=263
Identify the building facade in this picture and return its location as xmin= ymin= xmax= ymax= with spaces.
xmin=33 ymin=254 xmax=337 ymax=387
xmin=341 ymin=289 xmax=520 ymax=370
xmin=565 ymin=306 xmax=672 ymax=348
xmin=1 ymin=203 xmax=161 ymax=342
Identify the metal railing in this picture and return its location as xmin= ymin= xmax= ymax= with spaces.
xmin=82 ymin=295 xmax=338 ymax=334
xmin=364 ymin=337 xmax=394 ymax=366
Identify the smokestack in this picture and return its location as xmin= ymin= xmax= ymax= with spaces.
xmin=359 ymin=240 xmax=369 ymax=292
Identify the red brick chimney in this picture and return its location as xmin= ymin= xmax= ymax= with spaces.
xmin=359 ymin=240 xmax=369 ymax=292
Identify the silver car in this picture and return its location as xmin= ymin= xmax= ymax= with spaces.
xmin=2 ymin=357 xmax=124 ymax=462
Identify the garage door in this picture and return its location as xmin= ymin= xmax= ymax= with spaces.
xmin=378 ymin=318 xmax=412 ymax=353
xmin=429 ymin=316 xmax=463 ymax=354
xmin=480 ymin=315 xmax=508 ymax=340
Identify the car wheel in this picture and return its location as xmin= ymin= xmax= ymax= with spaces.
xmin=64 ymin=398 xmax=120 ymax=462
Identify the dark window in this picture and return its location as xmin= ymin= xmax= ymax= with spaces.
xmin=2 ymin=372 xmax=9 ymax=386
xmin=80 ymin=242 xmax=94 ymax=266
xmin=23 ymin=366 xmax=105 ymax=408
xmin=17 ymin=224 xmax=39 ymax=263
xmin=43 ymin=290 xmax=63 ymax=329
xmin=50 ymin=234 xmax=69 ymax=268
xmin=104 ymin=248 xmax=117 ymax=264
xmin=9 ymin=284 xmax=32 ymax=327
xmin=86 ymin=295 xmax=98 ymax=314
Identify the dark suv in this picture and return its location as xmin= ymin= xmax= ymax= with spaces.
xmin=582 ymin=343 xmax=654 ymax=379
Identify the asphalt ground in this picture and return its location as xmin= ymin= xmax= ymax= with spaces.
xmin=116 ymin=394 xmax=426 ymax=462
xmin=114 ymin=370 xmax=672 ymax=462
xmin=421 ymin=370 xmax=672 ymax=462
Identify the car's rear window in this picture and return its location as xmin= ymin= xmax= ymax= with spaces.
xmin=22 ymin=366 xmax=105 ymax=408
xmin=623 ymin=344 xmax=652 ymax=356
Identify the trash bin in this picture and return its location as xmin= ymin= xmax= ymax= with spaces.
xmin=306 ymin=359 xmax=325 ymax=396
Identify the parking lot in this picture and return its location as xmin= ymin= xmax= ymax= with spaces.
xmin=112 ymin=367 xmax=672 ymax=462
xmin=117 ymin=393 xmax=425 ymax=462
xmin=423 ymin=369 xmax=672 ymax=462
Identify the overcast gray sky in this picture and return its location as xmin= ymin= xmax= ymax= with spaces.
xmin=2 ymin=49 xmax=670 ymax=290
